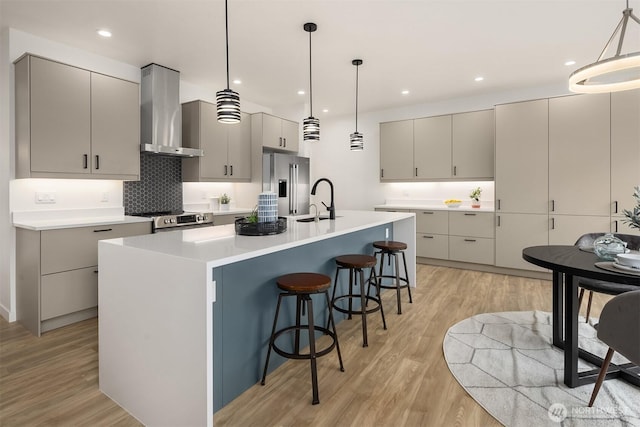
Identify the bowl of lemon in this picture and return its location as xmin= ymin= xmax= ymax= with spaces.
xmin=444 ymin=199 xmax=462 ymax=208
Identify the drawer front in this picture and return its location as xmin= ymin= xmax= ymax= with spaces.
xmin=41 ymin=222 xmax=151 ymax=274
xmin=449 ymin=236 xmax=495 ymax=265
xmin=41 ymin=267 xmax=98 ymax=320
xmin=449 ymin=211 xmax=494 ymax=238
xmin=415 ymin=210 xmax=448 ymax=234
xmin=416 ymin=233 xmax=448 ymax=259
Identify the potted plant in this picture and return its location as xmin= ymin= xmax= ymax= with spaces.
xmin=220 ymin=193 xmax=231 ymax=211
xmin=623 ymin=186 xmax=640 ymax=230
xmin=469 ymin=187 xmax=482 ymax=208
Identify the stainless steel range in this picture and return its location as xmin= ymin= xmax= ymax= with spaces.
xmin=131 ymin=211 xmax=214 ymax=232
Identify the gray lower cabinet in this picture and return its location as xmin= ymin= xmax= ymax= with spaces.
xmin=16 ymin=222 xmax=151 ymax=336
xmin=14 ymin=54 xmax=140 ymax=180
xmin=214 ymin=214 xmax=242 ymax=225
xmin=415 ymin=210 xmax=449 ymax=258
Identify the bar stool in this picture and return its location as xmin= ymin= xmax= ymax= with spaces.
xmin=373 ymin=240 xmax=412 ymax=314
xmin=261 ymin=272 xmax=344 ymax=405
xmin=329 ymin=254 xmax=386 ymax=347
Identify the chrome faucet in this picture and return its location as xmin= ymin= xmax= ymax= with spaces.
xmin=309 ymin=203 xmax=319 ymax=222
xmin=311 ymin=178 xmax=335 ymax=220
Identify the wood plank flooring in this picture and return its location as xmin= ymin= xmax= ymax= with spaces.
xmin=0 ymin=265 xmax=611 ymax=426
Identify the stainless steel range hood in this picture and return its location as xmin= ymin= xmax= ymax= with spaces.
xmin=140 ymin=63 xmax=203 ymax=157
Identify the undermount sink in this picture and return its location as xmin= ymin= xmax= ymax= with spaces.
xmin=296 ymin=216 xmax=330 ymax=223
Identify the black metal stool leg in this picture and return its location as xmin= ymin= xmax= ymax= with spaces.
xmin=370 ymin=267 xmax=387 ymax=330
xmin=394 ymin=253 xmax=402 ymax=314
xmin=295 ymin=295 xmax=302 ymax=354
xmin=348 ymin=268 xmax=354 ymax=319
xmin=327 ymin=267 xmax=341 ymax=330
xmin=324 ymin=291 xmax=344 ymax=372
xmin=358 ymin=268 xmax=368 ymax=347
xmin=402 ymin=251 xmax=412 ymax=304
xmin=305 ymin=295 xmax=319 ymax=405
xmin=261 ymin=293 xmax=284 ymax=385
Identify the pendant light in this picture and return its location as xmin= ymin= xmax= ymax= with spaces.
xmin=350 ymin=59 xmax=364 ymax=151
xmin=569 ymin=0 xmax=640 ymax=93
xmin=216 ymin=0 xmax=241 ymax=123
xmin=303 ymin=23 xmax=320 ymax=142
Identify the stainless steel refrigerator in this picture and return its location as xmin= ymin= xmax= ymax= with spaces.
xmin=262 ymin=153 xmax=310 ymax=216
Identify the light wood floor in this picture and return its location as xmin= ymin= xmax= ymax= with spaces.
xmin=0 ymin=265 xmax=611 ymax=426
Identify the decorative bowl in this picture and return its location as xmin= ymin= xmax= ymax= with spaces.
xmin=444 ymin=199 xmax=462 ymax=208
xmin=615 ymin=253 xmax=640 ymax=268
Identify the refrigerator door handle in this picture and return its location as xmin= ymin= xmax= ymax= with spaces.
xmin=293 ymin=164 xmax=299 ymax=214
xmin=289 ymin=164 xmax=294 ymax=214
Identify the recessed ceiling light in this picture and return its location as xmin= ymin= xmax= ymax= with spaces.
xmin=474 ymin=76 xmax=484 ymax=82
xmin=232 ymin=79 xmax=242 ymax=85
xmin=401 ymin=90 xmax=409 ymax=95
xmin=322 ymin=108 xmax=329 ymax=113
xmin=97 ymin=29 xmax=112 ymax=38
xmin=297 ymin=90 xmax=305 ymax=95
xmin=564 ymin=60 xmax=576 ymax=66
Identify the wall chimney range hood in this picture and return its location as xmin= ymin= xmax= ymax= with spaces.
xmin=140 ymin=63 xmax=203 ymax=157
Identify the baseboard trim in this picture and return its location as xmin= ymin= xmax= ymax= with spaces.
xmin=0 ymin=302 xmax=15 ymax=322
xmin=417 ymin=257 xmax=552 ymax=281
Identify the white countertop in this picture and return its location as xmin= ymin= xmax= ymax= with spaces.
xmin=100 ymin=210 xmax=415 ymax=268
xmin=12 ymin=208 xmax=152 ymax=231
xmin=375 ymin=203 xmax=494 ymax=213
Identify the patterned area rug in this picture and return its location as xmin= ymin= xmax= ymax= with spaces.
xmin=443 ymin=311 xmax=640 ymax=426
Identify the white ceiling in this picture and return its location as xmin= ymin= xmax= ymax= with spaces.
xmin=2 ymin=0 xmax=639 ymax=116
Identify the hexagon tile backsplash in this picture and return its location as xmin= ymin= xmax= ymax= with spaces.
xmin=123 ymin=153 xmax=183 ymax=215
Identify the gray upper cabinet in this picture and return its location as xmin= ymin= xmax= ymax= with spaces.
xmin=549 ymin=93 xmax=610 ymax=216
xmin=495 ymin=99 xmax=549 ymax=214
xmin=380 ymin=120 xmax=414 ymax=180
xmin=252 ymin=112 xmax=299 ymax=153
xmin=380 ymin=109 xmax=494 ymax=181
xmin=611 ymin=89 xmax=640 ymax=225
xmin=414 ymin=115 xmax=451 ymax=179
xmin=182 ymin=101 xmax=251 ymax=182
xmin=90 ymin=73 xmax=140 ymax=177
xmin=452 ymin=109 xmax=494 ymax=179
xmin=15 ymin=54 xmax=140 ymax=180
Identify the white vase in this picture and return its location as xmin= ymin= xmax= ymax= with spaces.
xmin=471 ymin=200 xmax=481 ymax=208
xmin=220 ymin=203 xmax=230 ymax=211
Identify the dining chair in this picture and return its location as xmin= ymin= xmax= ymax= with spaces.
xmin=588 ymin=289 xmax=640 ymax=407
xmin=574 ymin=233 xmax=640 ymax=323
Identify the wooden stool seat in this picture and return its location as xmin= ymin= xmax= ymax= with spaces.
xmin=373 ymin=240 xmax=408 ymax=252
xmin=373 ymin=240 xmax=412 ymax=314
xmin=335 ymin=254 xmax=377 ymax=269
xmin=262 ymin=272 xmax=343 ymax=405
xmin=277 ymin=273 xmax=331 ymax=293
xmin=330 ymin=254 xmax=386 ymax=347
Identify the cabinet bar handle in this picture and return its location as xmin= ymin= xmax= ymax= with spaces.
xmin=614 ymin=220 xmax=619 ymax=233
xmin=283 ymin=138 xmax=286 ymax=147
xmin=279 ymin=137 xmax=283 ymax=146
xmin=422 ymin=211 xmax=434 ymax=215
xmin=381 ymin=169 xmax=384 ymax=178
xmin=415 ymin=167 xmax=418 ymax=177
xmin=83 ymin=154 xmax=88 ymax=169
xmin=551 ymin=217 xmax=555 ymax=230
xmin=497 ymin=199 xmax=501 ymax=210
xmin=614 ymin=201 xmax=618 ymax=214
xmin=230 ymin=165 xmax=233 ymax=176
xmin=224 ymin=165 xmax=228 ymax=176
xmin=93 ymin=228 xmax=113 ymax=233
xmin=95 ymin=155 xmax=100 ymax=170
xmin=464 ymin=213 xmax=476 ymax=216
xmin=93 ymin=270 xmax=99 ymax=274
xmin=464 ymin=239 xmax=476 ymax=242
xmin=453 ymin=165 xmax=457 ymax=176
xmin=551 ymin=200 xmax=555 ymax=212
xmin=422 ymin=235 xmax=434 ymax=239
xmin=497 ymin=215 xmax=501 ymax=227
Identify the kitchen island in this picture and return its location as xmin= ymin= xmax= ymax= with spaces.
xmin=98 ymin=210 xmax=415 ymax=426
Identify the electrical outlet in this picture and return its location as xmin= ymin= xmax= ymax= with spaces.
xmin=385 ymin=227 xmax=389 ymax=239
xmin=101 ymin=192 xmax=109 ymax=202
xmin=35 ymin=192 xmax=56 ymax=204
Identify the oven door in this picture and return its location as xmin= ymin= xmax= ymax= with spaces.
xmin=153 ymin=223 xmax=216 ymax=233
